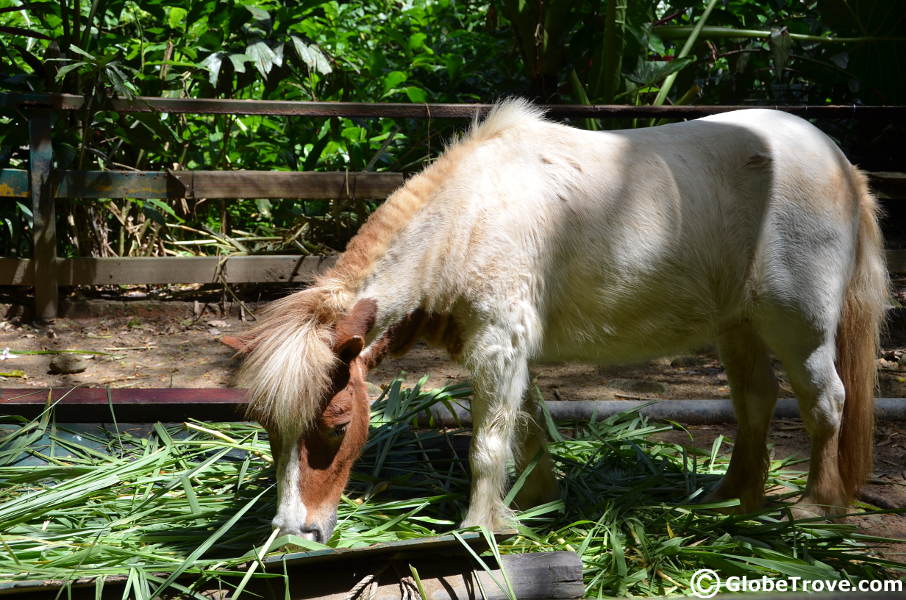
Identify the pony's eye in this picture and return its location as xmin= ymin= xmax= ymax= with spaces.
xmin=331 ymin=424 xmax=348 ymax=438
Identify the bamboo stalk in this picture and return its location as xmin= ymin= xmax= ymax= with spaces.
xmin=655 ymin=25 xmax=906 ymax=44
xmin=652 ymin=0 xmax=720 ymax=107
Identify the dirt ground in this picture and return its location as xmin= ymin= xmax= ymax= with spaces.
xmin=0 ymin=296 xmax=904 ymax=563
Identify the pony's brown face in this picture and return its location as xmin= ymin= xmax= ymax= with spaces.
xmin=269 ymin=301 xmax=377 ymax=543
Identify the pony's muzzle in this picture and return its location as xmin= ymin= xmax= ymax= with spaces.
xmin=272 ymin=513 xmax=337 ymax=544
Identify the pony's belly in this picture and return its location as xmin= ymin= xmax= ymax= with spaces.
xmin=537 ymin=332 xmax=712 ymax=364
xmin=537 ymin=307 xmax=716 ymax=365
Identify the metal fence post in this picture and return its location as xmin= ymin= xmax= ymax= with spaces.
xmin=29 ymin=109 xmax=58 ymax=320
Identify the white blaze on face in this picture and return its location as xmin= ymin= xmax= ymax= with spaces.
xmin=271 ymin=435 xmax=307 ymax=536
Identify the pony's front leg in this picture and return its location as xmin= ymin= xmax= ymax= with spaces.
xmin=462 ymin=327 xmax=532 ymax=531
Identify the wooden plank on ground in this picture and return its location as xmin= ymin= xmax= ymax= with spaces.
xmin=0 ymin=533 xmax=583 ymax=600
xmin=267 ymin=550 xmax=583 ymax=600
xmin=1 ymin=92 xmax=899 ymax=120
xmin=0 ymin=388 xmax=246 ymax=422
xmin=56 ymin=255 xmax=336 ymax=285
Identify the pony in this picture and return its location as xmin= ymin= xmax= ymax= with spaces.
xmin=237 ymin=100 xmax=887 ymax=542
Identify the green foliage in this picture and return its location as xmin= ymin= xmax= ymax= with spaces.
xmin=0 ymin=1 xmax=901 ymax=260
xmin=0 ymin=382 xmax=902 ymax=596
xmin=501 ymin=0 xmax=905 ymax=108
xmin=0 ymin=0 xmax=520 ymax=258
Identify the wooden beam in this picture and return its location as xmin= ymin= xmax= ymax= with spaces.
xmin=57 ymin=255 xmax=336 ymax=285
xmin=29 ymin=110 xmax=57 ymax=320
xmin=1 ymin=92 xmax=899 ymax=120
xmin=0 ymin=258 xmax=32 ymax=284
xmin=168 ymin=170 xmax=404 ymax=199
xmin=3 ymin=168 xmax=903 ymax=201
xmin=0 ymin=169 xmax=405 ymax=199
xmin=0 ymin=248 xmax=902 ymax=288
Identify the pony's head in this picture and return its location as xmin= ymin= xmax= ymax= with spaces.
xmin=238 ymin=296 xmax=380 ymax=542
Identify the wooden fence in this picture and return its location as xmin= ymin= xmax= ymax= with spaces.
xmin=1 ymin=92 xmax=904 ymax=320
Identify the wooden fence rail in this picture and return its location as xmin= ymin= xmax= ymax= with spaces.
xmin=0 ymin=93 xmax=904 ymax=319
xmin=2 ymin=92 xmax=901 ymax=119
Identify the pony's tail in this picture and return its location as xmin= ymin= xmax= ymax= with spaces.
xmin=836 ymin=168 xmax=888 ymax=502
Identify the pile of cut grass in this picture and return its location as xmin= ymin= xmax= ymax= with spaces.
xmin=0 ymin=378 xmax=903 ymax=598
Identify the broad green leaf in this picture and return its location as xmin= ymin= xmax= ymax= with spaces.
xmin=167 ymin=7 xmax=187 ymax=31
xmin=246 ymin=41 xmax=276 ymax=78
xmin=404 ymin=86 xmax=427 ymax=103
xmin=244 ymin=5 xmax=270 ymax=22
xmin=55 ymin=61 xmax=86 ymax=82
xmin=228 ymin=53 xmax=249 ymax=74
xmin=291 ymin=36 xmax=332 ymax=74
xmin=408 ymin=32 xmax=427 ymax=50
xmin=383 ymin=70 xmax=407 ymax=93
xmin=199 ymin=52 xmax=224 ymax=86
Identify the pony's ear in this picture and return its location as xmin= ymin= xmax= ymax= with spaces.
xmin=334 ymin=298 xmax=378 ymax=343
xmin=336 ymin=335 xmax=365 ymax=364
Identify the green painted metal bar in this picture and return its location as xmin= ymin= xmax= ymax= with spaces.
xmin=0 ymin=169 xmax=28 ymax=197
xmin=57 ymin=170 xmax=170 ymax=198
xmin=28 ymin=110 xmax=57 ymax=320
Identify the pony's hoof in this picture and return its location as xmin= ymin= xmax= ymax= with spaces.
xmin=461 ymin=505 xmax=516 ymax=532
xmin=785 ymin=503 xmax=825 ymax=521
xmin=700 ymin=487 xmax=761 ymax=514
xmin=786 ymin=497 xmax=847 ymax=522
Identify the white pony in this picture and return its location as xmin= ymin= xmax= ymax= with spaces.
xmin=238 ymin=100 xmax=887 ymax=542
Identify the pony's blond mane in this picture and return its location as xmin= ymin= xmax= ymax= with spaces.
xmin=239 ymin=99 xmax=545 ymax=433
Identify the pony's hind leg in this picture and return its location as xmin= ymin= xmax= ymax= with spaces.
xmin=511 ymin=386 xmax=559 ymax=510
xmin=777 ymin=341 xmax=848 ymax=517
xmin=708 ymin=324 xmax=779 ymax=512
xmin=758 ymin=313 xmax=849 ymax=517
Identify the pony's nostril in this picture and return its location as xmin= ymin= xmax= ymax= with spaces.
xmin=299 ymin=526 xmax=323 ymax=543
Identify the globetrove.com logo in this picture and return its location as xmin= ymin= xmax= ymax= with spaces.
xmin=689 ymin=569 xmax=904 ymax=598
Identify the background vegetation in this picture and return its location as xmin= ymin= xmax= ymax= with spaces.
xmin=0 ymin=0 xmax=903 ymax=263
